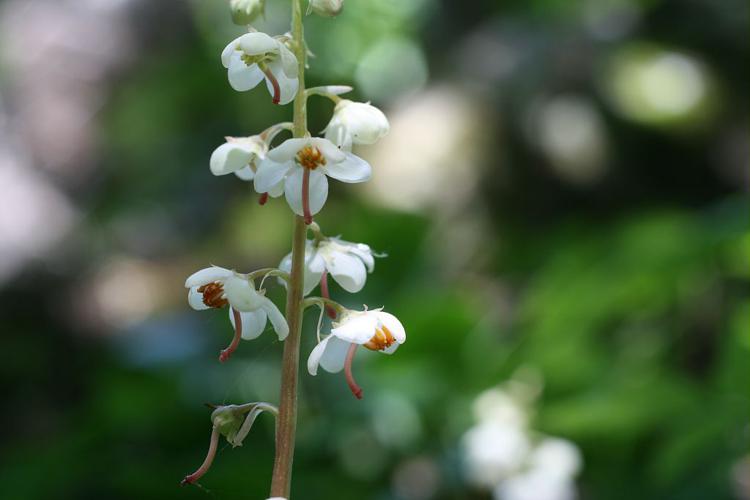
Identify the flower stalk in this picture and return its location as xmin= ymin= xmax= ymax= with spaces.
xmin=269 ymin=0 xmax=307 ymax=495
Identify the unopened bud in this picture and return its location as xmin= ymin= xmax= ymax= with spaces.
xmin=229 ymin=0 xmax=265 ymax=25
xmin=309 ymin=0 xmax=343 ymax=18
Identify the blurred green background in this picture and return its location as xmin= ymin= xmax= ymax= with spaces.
xmin=0 ymin=0 xmax=747 ymax=499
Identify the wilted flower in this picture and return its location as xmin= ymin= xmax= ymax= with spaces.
xmin=325 ymin=99 xmax=389 ymax=150
xmin=185 ymin=266 xmax=289 ymax=361
xmin=279 ymin=236 xmax=377 ymax=295
xmin=308 ymin=0 xmax=343 ymax=18
xmin=253 ymin=137 xmax=371 ymax=223
xmin=307 ymin=307 xmax=405 ymax=399
xmin=210 ymin=135 xmax=268 ymax=181
xmin=182 ymin=402 xmax=278 ymax=486
xmin=221 ymin=33 xmax=298 ymax=104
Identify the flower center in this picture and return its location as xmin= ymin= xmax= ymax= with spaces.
xmin=296 ymin=146 xmax=327 ymax=170
xmin=240 ymin=51 xmax=272 ymax=67
xmin=364 ymin=325 xmax=395 ymax=351
xmin=198 ymin=282 xmax=228 ymax=309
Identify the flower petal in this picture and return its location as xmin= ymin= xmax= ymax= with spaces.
xmin=321 ymin=153 xmax=371 ymax=183
xmin=284 ymin=168 xmax=328 ymax=217
xmin=319 ymin=335 xmax=351 ymax=373
xmin=210 ymin=142 xmax=252 ymax=176
xmin=185 ymin=266 xmax=233 ymax=288
xmin=376 ymin=311 xmax=406 ymax=344
xmin=223 ymin=275 xmax=266 ymax=311
xmin=221 ymin=36 xmax=242 ymax=68
xmin=344 ymin=242 xmax=375 ymax=272
xmin=237 ymin=32 xmax=278 ymax=56
xmin=331 ymin=312 xmax=379 ymax=344
xmin=227 ymin=53 xmax=265 ymax=92
xmin=260 ymin=297 xmax=289 ymax=340
xmin=234 ymin=166 xmax=255 ymax=181
xmin=324 ymin=122 xmax=352 ymax=151
xmin=265 ymin=61 xmax=298 ymax=105
xmin=277 ymin=42 xmax=298 ymax=78
xmin=254 ymin=158 xmax=292 ymax=193
xmin=310 ymin=137 xmax=346 ymax=163
xmin=188 ymin=287 xmax=209 ymax=310
xmin=307 ymin=336 xmax=331 ymax=375
xmin=267 ymin=138 xmax=308 ymax=162
xmin=229 ymin=308 xmax=268 ymax=340
xmin=323 ymin=249 xmax=367 ymax=293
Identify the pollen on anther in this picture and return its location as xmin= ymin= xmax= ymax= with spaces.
xmin=296 ymin=146 xmax=327 ymax=170
xmin=198 ymin=282 xmax=228 ymax=309
xmin=364 ymin=325 xmax=396 ymax=351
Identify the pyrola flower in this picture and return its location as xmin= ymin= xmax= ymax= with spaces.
xmin=279 ymin=237 xmax=377 ymax=295
xmin=307 ymin=308 xmax=405 ymax=399
xmin=185 ymin=266 xmax=289 ymax=362
xmin=324 ymin=99 xmax=389 ymax=150
xmin=210 ymin=135 xmax=268 ymax=181
xmin=253 ymin=137 xmax=371 ymax=223
xmin=221 ymin=32 xmax=298 ymax=104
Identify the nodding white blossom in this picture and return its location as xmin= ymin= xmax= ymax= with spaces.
xmin=493 ymin=439 xmax=582 ymax=500
xmin=324 ymin=99 xmax=389 ymax=150
xmin=185 ymin=266 xmax=289 ymax=361
xmin=307 ymin=308 xmax=405 ymax=399
xmin=308 ymin=0 xmax=343 ymax=17
xmin=221 ymin=33 xmax=298 ymax=104
xmin=279 ymin=237 xmax=377 ymax=294
xmin=210 ymin=135 xmax=268 ymax=181
xmin=253 ymin=137 xmax=371 ymax=223
xmin=462 ymin=423 xmax=531 ymax=489
xmin=230 ymin=0 xmax=265 ymax=25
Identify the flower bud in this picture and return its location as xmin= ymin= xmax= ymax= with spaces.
xmin=325 ymin=99 xmax=389 ymax=149
xmin=229 ymin=0 xmax=265 ymax=25
xmin=309 ymin=0 xmax=344 ymax=18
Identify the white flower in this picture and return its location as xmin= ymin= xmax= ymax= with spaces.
xmin=308 ymin=0 xmax=343 ymax=17
xmin=493 ymin=470 xmax=577 ymax=500
xmin=279 ymin=237 xmax=376 ymax=294
xmin=325 ymin=99 xmax=389 ymax=150
xmin=492 ymin=438 xmax=581 ymax=500
xmin=210 ymin=135 xmax=268 ymax=181
xmin=472 ymin=388 xmax=528 ymax=429
xmin=185 ymin=266 xmax=289 ymax=361
xmin=527 ymin=438 xmax=582 ymax=480
xmin=307 ymin=308 xmax=405 ymax=399
xmin=253 ymin=137 xmax=371 ymax=221
xmin=221 ymin=32 xmax=298 ymax=104
xmin=462 ymin=422 xmax=531 ymax=489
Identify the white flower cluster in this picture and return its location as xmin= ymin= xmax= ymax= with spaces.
xmin=462 ymin=384 xmax=583 ymax=500
xmin=184 ymin=15 xmax=403 ymax=395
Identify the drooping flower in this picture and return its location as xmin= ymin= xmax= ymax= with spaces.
xmin=221 ymin=32 xmax=298 ymax=104
xmin=279 ymin=236 xmax=377 ymax=295
xmin=324 ymin=99 xmax=389 ymax=150
xmin=185 ymin=266 xmax=289 ymax=362
xmin=210 ymin=135 xmax=268 ymax=181
xmin=230 ymin=0 xmax=265 ymax=25
xmin=307 ymin=308 xmax=405 ymax=399
xmin=308 ymin=0 xmax=343 ymax=17
xmin=253 ymin=137 xmax=371 ymax=223
xmin=182 ymin=402 xmax=278 ymax=486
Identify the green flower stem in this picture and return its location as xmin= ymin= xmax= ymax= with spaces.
xmin=269 ymin=0 xmax=307 ymax=496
